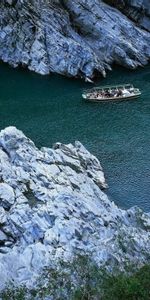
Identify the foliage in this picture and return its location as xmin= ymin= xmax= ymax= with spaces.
xmin=0 ymin=257 xmax=150 ymax=300
xmin=0 ymin=285 xmax=28 ymax=300
xmin=101 ymin=265 xmax=150 ymax=300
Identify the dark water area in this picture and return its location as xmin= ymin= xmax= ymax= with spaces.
xmin=0 ymin=62 xmax=150 ymax=211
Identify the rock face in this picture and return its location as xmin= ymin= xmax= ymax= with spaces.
xmin=0 ymin=0 xmax=149 ymax=78
xmin=104 ymin=0 xmax=150 ymax=33
xmin=0 ymin=126 xmax=150 ymax=289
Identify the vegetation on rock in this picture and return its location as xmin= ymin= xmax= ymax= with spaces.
xmin=1 ymin=256 xmax=150 ymax=300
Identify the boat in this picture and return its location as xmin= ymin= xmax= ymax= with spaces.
xmin=82 ymin=84 xmax=141 ymax=102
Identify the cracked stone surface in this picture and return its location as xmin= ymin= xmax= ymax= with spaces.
xmin=0 ymin=126 xmax=150 ymax=289
xmin=0 ymin=0 xmax=149 ymax=78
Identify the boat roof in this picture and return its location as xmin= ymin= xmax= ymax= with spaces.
xmin=84 ymin=83 xmax=134 ymax=93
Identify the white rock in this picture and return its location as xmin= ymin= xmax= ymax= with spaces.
xmin=0 ymin=183 xmax=15 ymax=209
xmin=0 ymin=126 xmax=149 ymax=290
xmin=0 ymin=231 xmax=7 ymax=242
xmin=0 ymin=207 xmax=7 ymax=224
xmin=0 ymin=1 xmax=149 ymax=78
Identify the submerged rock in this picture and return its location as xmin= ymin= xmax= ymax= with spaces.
xmin=0 ymin=126 xmax=150 ymax=289
xmin=0 ymin=1 xmax=149 ymax=78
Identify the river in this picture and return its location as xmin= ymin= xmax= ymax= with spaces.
xmin=0 ymin=62 xmax=150 ymax=211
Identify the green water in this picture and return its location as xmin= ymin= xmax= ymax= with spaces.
xmin=0 ymin=62 xmax=150 ymax=211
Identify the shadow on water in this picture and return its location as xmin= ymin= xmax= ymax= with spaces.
xmin=0 ymin=62 xmax=150 ymax=211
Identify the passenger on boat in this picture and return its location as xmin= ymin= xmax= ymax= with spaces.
xmin=122 ymin=89 xmax=131 ymax=97
xmin=117 ymin=89 xmax=122 ymax=97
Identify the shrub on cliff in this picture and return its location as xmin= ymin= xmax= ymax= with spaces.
xmin=0 ymin=257 xmax=150 ymax=300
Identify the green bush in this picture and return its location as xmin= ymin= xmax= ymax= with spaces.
xmin=0 ymin=258 xmax=150 ymax=300
xmin=73 ymin=263 xmax=150 ymax=300
xmin=0 ymin=285 xmax=27 ymax=300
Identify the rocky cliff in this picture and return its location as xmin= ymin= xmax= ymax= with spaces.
xmin=0 ymin=126 xmax=150 ymax=290
xmin=0 ymin=0 xmax=150 ymax=78
xmin=104 ymin=0 xmax=150 ymax=32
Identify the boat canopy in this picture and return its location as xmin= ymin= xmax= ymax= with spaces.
xmin=83 ymin=84 xmax=133 ymax=93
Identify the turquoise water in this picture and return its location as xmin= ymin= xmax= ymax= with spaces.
xmin=0 ymin=62 xmax=150 ymax=211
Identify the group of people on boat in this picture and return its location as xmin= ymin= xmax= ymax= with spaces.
xmin=86 ymin=87 xmax=135 ymax=100
xmin=82 ymin=84 xmax=141 ymax=102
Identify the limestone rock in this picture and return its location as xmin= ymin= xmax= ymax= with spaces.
xmin=0 ymin=126 xmax=150 ymax=290
xmin=0 ymin=207 xmax=7 ymax=224
xmin=0 ymin=231 xmax=7 ymax=243
xmin=0 ymin=183 xmax=15 ymax=209
xmin=0 ymin=1 xmax=149 ymax=78
xmin=105 ymin=0 xmax=150 ymax=32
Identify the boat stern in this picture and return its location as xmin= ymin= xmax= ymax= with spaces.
xmin=82 ymin=94 xmax=87 ymax=99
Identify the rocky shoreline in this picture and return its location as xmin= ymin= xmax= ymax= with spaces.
xmin=0 ymin=126 xmax=150 ymax=290
xmin=0 ymin=0 xmax=150 ymax=79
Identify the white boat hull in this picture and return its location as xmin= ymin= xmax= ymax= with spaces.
xmin=82 ymin=93 xmax=141 ymax=102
